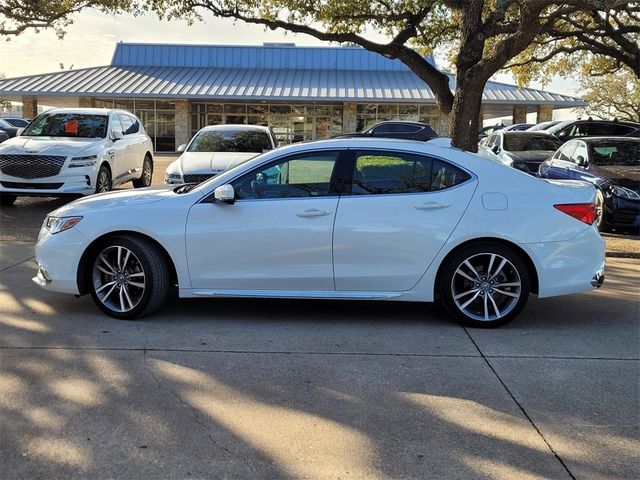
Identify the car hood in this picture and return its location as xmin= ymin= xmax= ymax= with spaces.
xmin=50 ymin=186 xmax=181 ymax=217
xmin=0 ymin=136 xmax=104 ymax=157
xmin=595 ymin=164 xmax=640 ymax=192
xmin=504 ymin=150 xmax=554 ymax=162
xmin=177 ymin=151 xmax=260 ymax=174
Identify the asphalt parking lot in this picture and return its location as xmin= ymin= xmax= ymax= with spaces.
xmin=1 ymin=154 xmax=639 ymax=479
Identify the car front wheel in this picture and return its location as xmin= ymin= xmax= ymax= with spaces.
xmin=133 ymin=155 xmax=153 ymax=188
xmin=440 ymin=243 xmax=530 ymax=328
xmin=89 ymin=236 xmax=169 ymax=319
xmin=95 ymin=165 xmax=112 ymax=193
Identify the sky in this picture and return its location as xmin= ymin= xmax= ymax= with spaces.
xmin=1 ymin=9 xmax=581 ymax=121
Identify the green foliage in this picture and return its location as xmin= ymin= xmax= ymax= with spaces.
xmin=578 ymin=67 xmax=640 ymax=123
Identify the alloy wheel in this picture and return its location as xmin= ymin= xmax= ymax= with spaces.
xmin=92 ymin=245 xmax=146 ymax=313
xmin=451 ymin=253 xmax=522 ymax=322
xmin=96 ymin=170 xmax=111 ymax=193
xmin=142 ymin=159 xmax=152 ymax=186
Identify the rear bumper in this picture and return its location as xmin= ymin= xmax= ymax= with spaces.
xmin=521 ymin=226 xmax=606 ymax=298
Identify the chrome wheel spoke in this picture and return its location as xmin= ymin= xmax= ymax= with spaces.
xmin=95 ymin=280 xmax=116 ymax=294
xmin=128 ymin=271 xmax=144 ymax=278
xmin=488 ymin=293 xmax=502 ymax=318
xmin=100 ymin=282 xmax=118 ymax=302
xmin=122 ymin=286 xmax=134 ymax=311
xmin=454 ymin=288 xmax=479 ymax=300
xmin=493 ymin=288 xmax=519 ymax=298
xmin=489 ymin=258 xmax=507 ymax=281
xmin=483 ymin=294 xmax=489 ymax=320
xmin=463 ymin=260 xmax=482 ymax=281
xmin=98 ymin=254 xmax=117 ymax=274
xmin=459 ymin=290 xmax=481 ymax=310
xmin=127 ymin=280 xmax=145 ymax=288
xmin=494 ymin=281 xmax=521 ymax=288
xmin=121 ymin=249 xmax=131 ymax=271
xmin=486 ymin=254 xmax=496 ymax=278
xmin=118 ymin=287 xmax=127 ymax=312
xmin=455 ymin=268 xmax=478 ymax=283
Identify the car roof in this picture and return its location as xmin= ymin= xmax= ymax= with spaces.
xmin=40 ymin=107 xmax=135 ymax=116
xmin=571 ymin=136 xmax=640 ymax=144
xmin=198 ymin=124 xmax=270 ymax=132
xmin=499 ymin=130 xmax=556 ymax=136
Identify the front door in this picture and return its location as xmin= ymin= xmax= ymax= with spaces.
xmin=333 ymin=150 xmax=477 ymax=291
xmin=185 ymin=150 xmax=345 ymax=290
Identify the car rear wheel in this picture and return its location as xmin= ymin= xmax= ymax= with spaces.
xmin=595 ymin=189 xmax=610 ymax=232
xmin=0 ymin=194 xmax=17 ymax=207
xmin=133 ymin=155 xmax=153 ymax=188
xmin=95 ymin=165 xmax=112 ymax=193
xmin=89 ymin=236 xmax=169 ymax=319
xmin=440 ymin=243 xmax=530 ymax=328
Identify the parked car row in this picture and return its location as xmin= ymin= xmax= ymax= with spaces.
xmin=477 ymin=119 xmax=640 ymax=232
xmin=479 ymin=118 xmax=640 ymax=141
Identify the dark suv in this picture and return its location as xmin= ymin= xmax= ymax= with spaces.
xmin=547 ymin=119 xmax=640 ymax=143
xmin=337 ymin=121 xmax=439 ymax=141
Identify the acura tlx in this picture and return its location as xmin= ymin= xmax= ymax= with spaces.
xmin=33 ymin=138 xmax=605 ymax=327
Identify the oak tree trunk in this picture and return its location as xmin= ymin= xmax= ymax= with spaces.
xmin=449 ymin=77 xmax=485 ymax=153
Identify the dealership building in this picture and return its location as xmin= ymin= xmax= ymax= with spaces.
xmin=0 ymin=42 xmax=587 ymax=151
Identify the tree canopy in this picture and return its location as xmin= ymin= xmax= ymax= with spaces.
xmin=577 ymin=67 xmax=640 ymax=122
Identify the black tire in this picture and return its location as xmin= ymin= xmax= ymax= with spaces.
xmin=133 ymin=155 xmax=153 ymax=188
xmin=95 ymin=164 xmax=112 ymax=193
xmin=439 ymin=243 xmax=530 ymax=328
xmin=595 ymin=189 xmax=611 ymax=233
xmin=88 ymin=236 xmax=169 ymax=319
xmin=0 ymin=194 xmax=17 ymax=206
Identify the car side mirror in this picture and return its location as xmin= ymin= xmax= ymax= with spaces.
xmin=177 ymin=143 xmax=187 ymax=153
xmin=576 ymin=155 xmax=587 ymax=167
xmin=111 ymin=130 xmax=123 ymax=142
xmin=491 ymin=145 xmax=501 ymax=154
xmin=214 ymin=184 xmax=235 ymax=204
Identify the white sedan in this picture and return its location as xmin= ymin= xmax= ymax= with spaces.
xmin=33 ymin=138 xmax=605 ymax=327
xmin=165 ymin=125 xmax=276 ymax=185
xmin=0 ymin=108 xmax=154 ymax=206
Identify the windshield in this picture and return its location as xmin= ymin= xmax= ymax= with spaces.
xmin=22 ymin=113 xmax=108 ymax=138
xmin=590 ymin=142 xmax=640 ymax=166
xmin=187 ymin=129 xmax=271 ymax=153
xmin=503 ymin=134 xmax=562 ymax=151
xmin=0 ymin=119 xmax=13 ymax=128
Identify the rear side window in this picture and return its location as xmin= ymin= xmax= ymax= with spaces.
xmin=351 ymin=151 xmax=470 ymax=195
xmin=556 ymin=143 xmax=576 ymax=161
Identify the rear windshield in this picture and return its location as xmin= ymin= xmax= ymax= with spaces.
xmin=503 ymin=134 xmax=562 ymax=151
xmin=22 ymin=113 xmax=108 ymax=138
xmin=590 ymin=142 xmax=640 ymax=166
xmin=188 ymin=129 xmax=271 ymax=153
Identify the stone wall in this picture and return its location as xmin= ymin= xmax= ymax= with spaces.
xmin=174 ymin=100 xmax=191 ymax=150
xmin=512 ymin=105 xmax=527 ymax=124
xmin=342 ymin=102 xmax=357 ymax=133
xmin=537 ymin=104 xmax=554 ymax=123
xmin=21 ymin=96 xmax=38 ymax=119
xmin=78 ymin=97 xmax=94 ymax=108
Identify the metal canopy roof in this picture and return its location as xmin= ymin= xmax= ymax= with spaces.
xmin=0 ymin=43 xmax=586 ymax=108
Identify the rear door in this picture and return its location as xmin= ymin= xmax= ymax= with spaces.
xmin=332 ymin=150 xmax=477 ymax=291
xmin=541 ymin=142 xmax=577 ymax=179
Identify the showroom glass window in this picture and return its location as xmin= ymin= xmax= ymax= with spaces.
xmin=232 ymin=151 xmax=340 ymax=200
xmin=350 ymin=151 xmax=470 ymax=195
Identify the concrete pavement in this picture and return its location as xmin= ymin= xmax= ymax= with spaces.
xmin=0 ymin=240 xmax=638 ymax=480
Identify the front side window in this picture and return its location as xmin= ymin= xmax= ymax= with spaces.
xmin=118 ymin=115 xmax=134 ymax=135
xmin=232 ymin=151 xmax=339 ymax=200
xmin=557 ymin=143 xmax=577 ymax=161
xmin=351 ymin=151 xmax=470 ymax=195
xmin=110 ymin=116 xmax=124 ymax=137
xmin=571 ymin=143 xmax=588 ymax=164
xmin=189 ymin=129 xmax=272 ymax=153
xmin=22 ymin=113 xmax=108 ymax=138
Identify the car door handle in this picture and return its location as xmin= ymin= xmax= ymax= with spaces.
xmin=415 ymin=202 xmax=450 ymax=211
xmin=296 ymin=209 xmax=332 ymax=218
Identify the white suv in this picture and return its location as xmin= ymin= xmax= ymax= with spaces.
xmin=0 ymin=108 xmax=154 ymax=206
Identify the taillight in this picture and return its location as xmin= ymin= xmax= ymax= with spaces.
xmin=554 ymin=203 xmax=597 ymax=225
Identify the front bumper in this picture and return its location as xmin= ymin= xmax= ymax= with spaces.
xmin=0 ymin=169 xmax=96 ymax=196
xmin=32 ymin=224 xmax=89 ymax=294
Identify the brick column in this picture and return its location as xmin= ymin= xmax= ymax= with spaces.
xmin=78 ymin=97 xmax=94 ymax=107
xmin=21 ymin=96 xmax=38 ymax=118
xmin=512 ymin=105 xmax=527 ymax=124
xmin=174 ymin=100 xmax=191 ymax=151
xmin=536 ymin=104 xmax=554 ymax=122
xmin=343 ymin=102 xmax=357 ymax=133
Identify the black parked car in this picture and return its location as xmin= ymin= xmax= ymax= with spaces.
xmin=337 ymin=121 xmax=438 ymax=141
xmin=538 ymin=137 xmax=640 ymax=231
xmin=527 ymin=121 xmax=562 ymax=131
xmin=0 ymin=118 xmax=20 ymax=138
xmin=547 ymin=119 xmax=640 ymax=143
xmin=1 ymin=117 xmax=30 ymax=128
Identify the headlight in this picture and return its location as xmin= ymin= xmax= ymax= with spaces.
xmin=610 ymin=185 xmax=640 ymax=200
xmin=44 ymin=215 xmax=83 ymax=234
xmin=69 ymin=155 xmax=98 ymax=168
xmin=165 ymin=172 xmax=183 ymax=184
